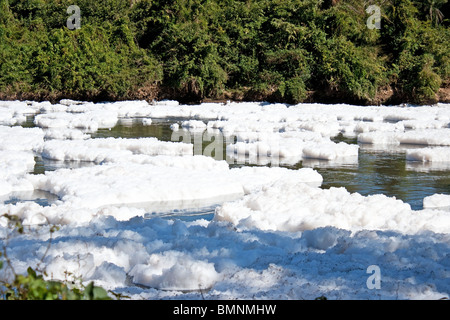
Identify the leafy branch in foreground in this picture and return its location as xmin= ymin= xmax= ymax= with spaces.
xmin=0 ymin=213 xmax=116 ymax=300
xmin=0 ymin=265 xmax=112 ymax=300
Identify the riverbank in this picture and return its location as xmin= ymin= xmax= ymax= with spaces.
xmin=1 ymin=1 xmax=449 ymax=107
xmin=2 ymin=82 xmax=449 ymax=106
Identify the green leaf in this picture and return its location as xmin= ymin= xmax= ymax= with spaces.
xmin=83 ymin=281 xmax=94 ymax=300
xmin=92 ymin=287 xmax=111 ymax=300
xmin=27 ymin=267 xmax=37 ymax=280
xmin=81 ymin=281 xmax=111 ymax=300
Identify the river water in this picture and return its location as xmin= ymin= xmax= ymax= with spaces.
xmin=4 ymin=115 xmax=449 ymax=212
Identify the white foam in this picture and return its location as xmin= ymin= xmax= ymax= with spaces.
xmin=358 ymin=129 xmax=450 ymax=146
xmin=3 ymin=211 xmax=449 ymax=300
xmin=423 ymin=194 xmax=450 ymax=209
xmin=181 ymin=120 xmax=207 ymax=130
xmin=26 ymin=159 xmax=321 ymax=214
xmin=0 ymin=150 xmax=35 ymax=196
xmin=406 ymin=147 xmax=450 ymax=162
xmin=0 ymin=126 xmax=44 ymax=152
xmin=28 ymin=162 xmax=236 ymax=209
xmin=400 ymin=119 xmax=449 ymax=130
xmin=34 ymin=110 xmax=118 ymax=132
xmin=399 ymin=129 xmax=450 ymax=146
xmin=215 ymin=180 xmax=449 ymax=234
xmin=142 ymin=118 xmax=152 ymax=126
xmin=357 ymin=132 xmax=401 ymax=145
xmin=302 ymin=142 xmax=359 ymax=160
xmin=44 ymin=128 xmax=91 ymax=140
xmin=41 ymin=138 xmax=193 ymax=163
xmin=1 ymin=100 xmax=450 ymax=300
xmin=226 ymin=130 xmax=358 ymax=162
xmin=129 ymin=251 xmax=219 ymax=291
xmin=354 ymin=121 xmax=404 ymax=133
xmin=228 ymin=166 xmax=323 ymax=194
xmin=0 ymin=108 xmax=18 ymax=126
xmin=0 ymin=101 xmax=38 ymax=125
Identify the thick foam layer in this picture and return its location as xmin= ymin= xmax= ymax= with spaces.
xmin=0 ymin=100 xmax=449 ymax=300
xmin=214 ymin=180 xmax=449 ymax=234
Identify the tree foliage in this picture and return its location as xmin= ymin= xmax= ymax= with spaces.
xmin=0 ymin=0 xmax=448 ymax=104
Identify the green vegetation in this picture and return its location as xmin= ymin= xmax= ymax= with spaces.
xmin=1 ymin=213 xmax=116 ymax=300
xmin=0 ymin=0 xmax=448 ymax=104
xmin=0 ymin=265 xmax=113 ymax=300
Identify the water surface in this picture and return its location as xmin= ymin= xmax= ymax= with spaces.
xmin=7 ymin=116 xmax=450 ymax=213
xmin=94 ymin=119 xmax=450 ymax=210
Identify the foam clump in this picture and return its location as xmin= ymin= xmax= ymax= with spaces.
xmin=27 ymin=158 xmax=322 ymax=215
xmin=215 ymin=180 xmax=449 ymax=234
xmin=34 ymin=110 xmax=119 ymax=132
xmin=0 ymin=151 xmax=35 ymax=196
xmin=41 ymin=137 xmax=194 ymax=163
xmin=423 ymin=194 xmax=450 ymax=209
xmin=358 ymin=129 xmax=450 ymax=146
xmin=0 ymin=126 xmax=45 ymax=152
xmin=129 ymin=251 xmax=219 ymax=291
xmin=406 ymin=147 xmax=450 ymax=162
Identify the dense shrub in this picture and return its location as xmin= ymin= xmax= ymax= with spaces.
xmin=0 ymin=0 xmax=448 ymax=104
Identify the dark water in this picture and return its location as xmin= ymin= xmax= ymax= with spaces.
xmin=313 ymin=151 xmax=450 ymax=211
xmin=5 ymin=116 xmax=450 ymax=212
